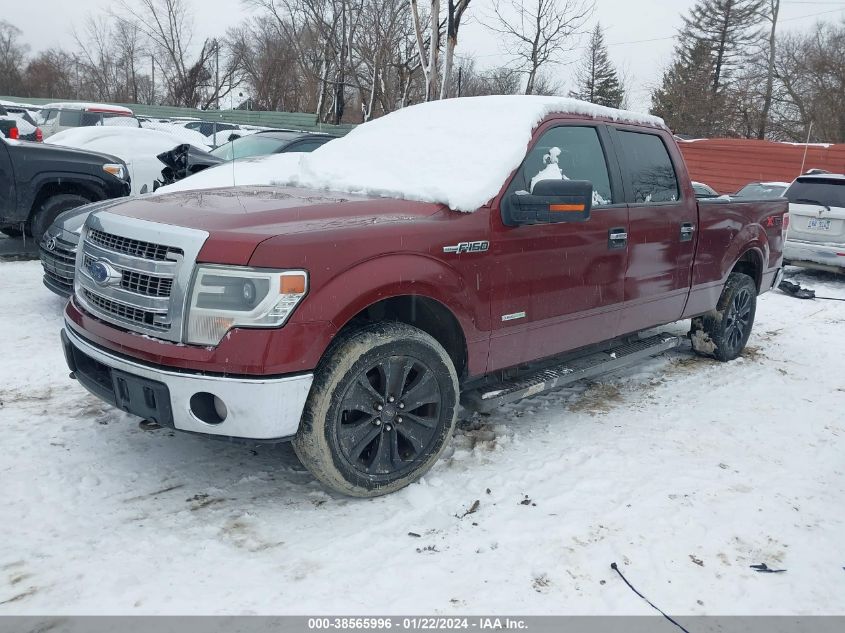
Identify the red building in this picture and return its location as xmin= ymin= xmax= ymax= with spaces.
xmin=677 ymin=138 xmax=845 ymax=194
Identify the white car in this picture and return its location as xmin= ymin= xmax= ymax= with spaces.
xmin=37 ymin=102 xmax=136 ymax=139
xmin=784 ymin=173 xmax=845 ymax=273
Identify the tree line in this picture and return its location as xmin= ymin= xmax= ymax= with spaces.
xmin=2 ymin=0 xmax=841 ymax=142
xmin=0 ymin=0 xmax=628 ymax=122
xmin=651 ymin=0 xmax=845 ymax=143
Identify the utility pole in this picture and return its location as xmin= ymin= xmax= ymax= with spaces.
xmin=150 ymin=55 xmax=155 ymax=105
xmin=215 ymin=40 xmax=220 ymax=111
xmin=457 ymin=67 xmax=462 ymax=98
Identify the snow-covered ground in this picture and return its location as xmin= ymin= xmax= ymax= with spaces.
xmin=1 ymin=262 xmax=843 ymax=616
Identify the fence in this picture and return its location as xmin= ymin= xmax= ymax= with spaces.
xmin=0 ymin=96 xmax=357 ymax=136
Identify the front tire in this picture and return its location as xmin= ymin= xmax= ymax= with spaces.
xmin=293 ymin=322 xmax=459 ymax=497
xmin=690 ymin=272 xmax=757 ymax=362
xmin=30 ymin=194 xmax=91 ymax=242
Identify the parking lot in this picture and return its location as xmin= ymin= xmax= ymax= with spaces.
xmin=1 ymin=254 xmax=843 ymax=615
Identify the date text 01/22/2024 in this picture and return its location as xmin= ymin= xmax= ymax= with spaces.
xmin=307 ymin=617 xmax=528 ymax=630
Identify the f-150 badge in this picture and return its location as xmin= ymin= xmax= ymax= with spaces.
xmin=443 ymin=241 xmax=490 ymax=254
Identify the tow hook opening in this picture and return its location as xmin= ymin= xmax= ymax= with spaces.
xmin=190 ymin=392 xmax=228 ymax=425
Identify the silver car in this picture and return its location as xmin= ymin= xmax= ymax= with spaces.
xmin=39 ymin=198 xmax=128 ymax=296
xmin=784 ymin=174 xmax=845 ymax=273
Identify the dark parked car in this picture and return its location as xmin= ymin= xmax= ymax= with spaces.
xmin=156 ymin=130 xmax=333 ymax=187
xmin=692 ymin=181 xmax=719 ymax=198
xmin=0 ymin=136 xmax=130 ymax=240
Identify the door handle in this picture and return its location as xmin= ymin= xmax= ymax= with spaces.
xmin=608 ymin=227 xmax=628 ymax=250
xmin=680 ymin=223 xmax=696 ymax=242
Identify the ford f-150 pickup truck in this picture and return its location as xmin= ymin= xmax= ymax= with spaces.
xmin=60 ymin=96 xmax=787 ymax=497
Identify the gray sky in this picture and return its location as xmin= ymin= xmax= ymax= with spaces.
xmin=11 ymin=0 xmax=845 ymax=111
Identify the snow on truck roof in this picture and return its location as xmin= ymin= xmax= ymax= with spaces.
xmin=158 ymin=96 xmax=666 ymax=212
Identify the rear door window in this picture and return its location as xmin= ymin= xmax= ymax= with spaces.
xmin=786 ymin=179 xmax=845 ymax=208
xmin=617 ymin=131 xmax=680 ymax=203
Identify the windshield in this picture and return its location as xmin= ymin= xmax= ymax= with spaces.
xmin=735 ymin=183 xmax=788 ymax=199
xmin=786 ymin=178 xmax=845 ymax=208
xmin=210 ymin=134 xmax=296 ymax=161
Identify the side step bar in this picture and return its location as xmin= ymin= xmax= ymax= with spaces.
xmin=462 ymin=332 xmax=681 ymax=413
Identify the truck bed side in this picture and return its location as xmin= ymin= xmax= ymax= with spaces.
xmin=683 ymin=197 xmax=787 ymax=318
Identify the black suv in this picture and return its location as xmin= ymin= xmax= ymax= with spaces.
xmin=0 ymin=136 xmax=130 ymax=239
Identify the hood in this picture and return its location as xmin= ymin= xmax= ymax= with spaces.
xmin=98 ymin=186 xmax=442 ymax=264
xmin=34 ymin=139 xmax=125 ymax=166
xmin=53 ymin=197 xmax=133 ymax=235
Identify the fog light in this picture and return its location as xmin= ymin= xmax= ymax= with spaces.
xmin=189 ymin=392 xmax=227 ymax=425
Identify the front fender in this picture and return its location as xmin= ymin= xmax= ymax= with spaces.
xmin=293 ymin=253 xmax=485 ymax=345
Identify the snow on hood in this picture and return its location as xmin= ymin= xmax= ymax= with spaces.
xmin=157 ymin=96 xmax=666 ymax=212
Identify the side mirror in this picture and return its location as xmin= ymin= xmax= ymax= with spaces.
xmin=503 ymin=179 xmax=593 ymax=226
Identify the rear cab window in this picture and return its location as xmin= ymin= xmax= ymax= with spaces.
xmin=59 ymin=110 xmax=82 ymax=126
xmin=615 ymin=130 xmax=680 ymax=203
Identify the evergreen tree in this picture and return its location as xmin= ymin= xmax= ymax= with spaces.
xmin=679 ymin=0 xmax=766 ymax=96
xmin=570 ymin=23 xmax=625 ymax=108
xmin=651 ymin=40 xmax=725 ymax=137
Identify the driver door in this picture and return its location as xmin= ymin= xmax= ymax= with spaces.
xmin=487 ymin=123 xmax=629 ymax=371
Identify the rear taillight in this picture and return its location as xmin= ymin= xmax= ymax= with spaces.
xmin=8 ymin=127 xmax=19 ymax=140
xmin=35 ymin=127 xmax=43 ymax=142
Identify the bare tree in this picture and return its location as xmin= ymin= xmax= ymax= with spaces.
xmin=757 ymin=0 xmax=780 ymax=139
xmin=439 ymin=0 xmax=471 ymax=99
xmin=483 ymin=0 xmax=594 ymax=95
xmin=116 ymin=0 xmax=239 ymax=108
xmin=409 ymin=0 xmax=441 ymax=101
xmin=0 ymin=21 xmax=28 ymax=95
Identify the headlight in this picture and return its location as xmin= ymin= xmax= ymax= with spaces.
xmin=102 ymin=163 xmax=127 ymax=180
xmin=186 ymin=266 xmax=308 ymax=346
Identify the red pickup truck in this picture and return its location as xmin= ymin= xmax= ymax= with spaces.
xmin=60 ymin=97 xmax=787 ymax=497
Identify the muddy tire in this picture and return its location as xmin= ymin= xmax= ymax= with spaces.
xmin=293 ymin=322 xmax=459 ymax=497
xmin=30 ymin=194 xmax=91 ymax=242
xmin=690 ymin=272 xmax=757 ymax=362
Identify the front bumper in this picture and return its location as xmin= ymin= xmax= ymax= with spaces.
xmin=62 ymin=324 xmax=313 ymax=441
xmin=784 ymin=239 xmax=845 ymax=272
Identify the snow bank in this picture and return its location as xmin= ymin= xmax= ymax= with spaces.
xmin=158 ymin=96 xmax=666 ymax=211
xmin=47 ymin=127 xmax=208 ymax=195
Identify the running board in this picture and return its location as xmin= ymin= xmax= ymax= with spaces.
xmin=462 ymin=333 xmax=681 ymax=413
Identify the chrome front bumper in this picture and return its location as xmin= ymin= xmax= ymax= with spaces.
xmin=62 ymin=324 xmax=313 ymax=441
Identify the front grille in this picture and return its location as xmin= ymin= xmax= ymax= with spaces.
xmin=76 ymin=214 xmax=207 ymax=342
xmin=88 ymin=228 xmax=183 ymax=261
xmin=83 ymin=254 xmax=173 ymax=298
xmin=82 ymin=289 xmax=168 ymax=329
xmin=122 ymin=270 xmax=173 ymax=297
xmin=40 ymin=236 xmax=78 ymax=295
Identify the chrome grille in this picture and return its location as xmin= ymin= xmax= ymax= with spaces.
xmin=88 ymin=228 xmax=183 ymax=261
xmin=75 ymin=212 xmax=209 ymax=342
xmin=83 ymin=254 xmax=174 ymax=298
xmin=83 ymin=289 xmax=168 ymax=329
xmin=40 ymin=234 xmax=78 ymax=296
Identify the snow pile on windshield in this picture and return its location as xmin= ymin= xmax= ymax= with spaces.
xmin=139 ymin=120 xmax=210 ymax=148
xmin=157 ymin=96 xmax=665 ymax=211
xmin=48 ymin=127 xmax=209 ymax=195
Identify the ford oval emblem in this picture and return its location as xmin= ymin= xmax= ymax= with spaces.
xmin=88 ymin=260 xmax=121 ymax=286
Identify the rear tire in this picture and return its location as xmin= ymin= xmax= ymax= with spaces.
xmin=30 ymin=194 xmax=91 ymax=242
xmin=293 ymin=322 xmax=459 ymax=497
xmin=690 ymin=272 xmax=757 ymax=362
